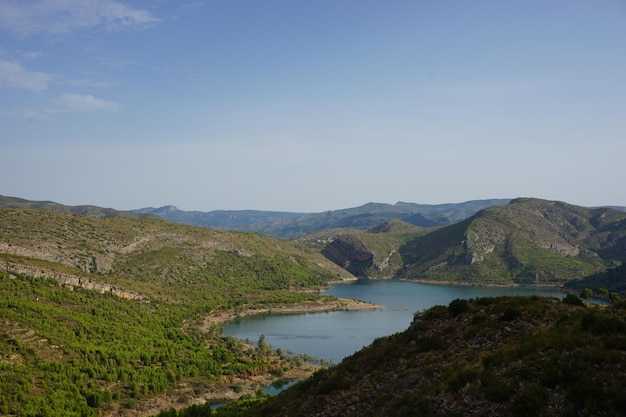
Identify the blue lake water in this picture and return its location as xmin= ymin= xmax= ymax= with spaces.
xmin=223 ymin=279 xmax=566 ymax=364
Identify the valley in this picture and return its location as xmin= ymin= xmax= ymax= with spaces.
xmin=1 ymin=195 xmax=625 ymax=416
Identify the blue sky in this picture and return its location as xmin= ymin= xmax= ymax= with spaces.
xmin=1 ymin=0 xmax=625 ymax=212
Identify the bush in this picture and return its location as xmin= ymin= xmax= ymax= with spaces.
xmin=421 ymin=305 xmax=449 ymax=321
xmin=498 ymin=307 xmax=522 ymax=322
xmin=448 ymin=299 xmax=469 ymax=317
xmin=447 ymin=367 xmax=479 ymax=393
xmin=418 ymin=334 xmax=448 ymax=352
xmin=563 ymin=292 xmax=584 ymax=306
xmin=511 ymin=384 xmax=548 ymax=417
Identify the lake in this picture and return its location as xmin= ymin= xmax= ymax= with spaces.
xmin=223 ymin=279 xmax=566 ymax=364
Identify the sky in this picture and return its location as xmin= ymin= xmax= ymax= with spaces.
xmin=1 ymin=0 xmax=625 ymax=213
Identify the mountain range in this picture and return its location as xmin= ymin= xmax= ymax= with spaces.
xmin=131 ymin=199 xmax=512 ymax=238
xmin=2 ymin=194 xmax=625 ymax=289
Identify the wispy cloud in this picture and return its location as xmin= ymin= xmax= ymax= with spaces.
xmin=0 ymin=0 xmax=159 ymax=37
xmin=1 ymin=93 xmax=119 ymax=120
xmin=0 ymin=57 xmax=51 ymax=91
xmin=50 ymin=93 xmax=119 ymax=112
xmin=63 ymin=77 xmax=116 ymax=88
xmin=0 ymin=107 xmax=54 ymax=121
xmin=16 ymin=50 xmax=48 ymax=61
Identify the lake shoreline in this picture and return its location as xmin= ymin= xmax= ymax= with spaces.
xmin=201 ymin=297 xmax=384 ymax=330
xmin=128 ymin=298 xmax=379 ymax=417
xmin=403 ymin=278 xmax=568 ymax=290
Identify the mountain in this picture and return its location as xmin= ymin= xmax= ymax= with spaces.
xmin=397 ymin=198 xmax=626 ymax=285
xmin=0 ymin=194 xmax=150 ymax=218
xmin=133 ymin=199 xmax=512 ymax=238
xmin=246 ymin=295 xmax=626 ymax=417
xmin=316 ymin=198 xmax=626 ymax=285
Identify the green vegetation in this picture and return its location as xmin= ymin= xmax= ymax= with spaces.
xmin=0 ymin=270 xmax=313 ymax=416
xmin=0 ymin=208 xmax=353 ymax=415
xmin=563 ymin=263 xmax=626 ymax=296
xmin=246 ymin=295 xmax=626 ymax=416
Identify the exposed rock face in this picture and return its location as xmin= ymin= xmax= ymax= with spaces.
xmin=2 ymin=261 xmax=145 ymax=300
xmin=1 ymin=242 xmax=114 ymax=273
xmin=321 ymin=236 xmax=374 ymax=277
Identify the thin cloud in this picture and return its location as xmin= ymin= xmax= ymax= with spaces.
xmin=64 ymin=78 xmax=116 ymax=88
xmin=17 ymin=50 xmax=47 ymax=61
xmin=1 ymin=93 xmax=119 ymax=120
xmin=0 ymin=0 xmax=159 ymax=37
xmin=0 ymin=57 xmax=51 ymax=91
xmin=0 ymin=107 xmax=54 ymax=121
xmin=50 ymin=93 xmax=119 ymax=112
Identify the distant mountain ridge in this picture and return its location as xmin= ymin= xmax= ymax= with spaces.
xmin=0 ymin=195 xmax=150 ymax=219
xmin=133 ymin=199 xmax=513 ymax=238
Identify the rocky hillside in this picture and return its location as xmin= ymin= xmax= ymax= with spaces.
xmin=0 ymin=208 xmax=352 ymax=304
xmin=305 ymin=220 xmax=428 ymax=278
xmin=319 ymin=198 xmax=626 ymax=285
xmin=247 ymin=296 xmax=626 ymax=417
xmin=398 ymin=198 xmax=626 ymax=285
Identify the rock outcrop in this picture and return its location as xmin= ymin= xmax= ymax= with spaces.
xmin=321 ymin=236 xmax=374 ymax=277
xmin=2 ymin=261 xmax=145 ymax=300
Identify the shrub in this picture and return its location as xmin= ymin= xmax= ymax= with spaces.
xmin=447 ymin=367 xmax=479 ymax=393
xmin=498 ymin=307 xmax=522 ymax=322
xmin=448 ymin=299 xmax=469 ymax=317
xmin=417 ymin=334 xmax=448 ymax=352
xmin=421 ymin=305 xmax=449 ymax=321
xmin=563 ymin=292 xmax=584 ymax=306
xmin=510 ymin=384 xmax=548 ymax=417
xmin=471 ymin=311 xmax=488 ymax=324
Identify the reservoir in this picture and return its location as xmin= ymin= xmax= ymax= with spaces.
xmin=223 ymin=280 xmax=565 ymax=364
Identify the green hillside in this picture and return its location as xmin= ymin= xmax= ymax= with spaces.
xmin=0 ymin=208 xmax=353 ymax=415
xmin=397 ymin=198 xmax=626 ymax=285
xmin=247 ymin=296 xmax=626 ymax=417
xmin=0 ymin=208 xmax=351 ymax=303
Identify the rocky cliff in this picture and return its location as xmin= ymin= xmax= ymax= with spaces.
xmin=321 ymin=235 xmax=374 ymax=277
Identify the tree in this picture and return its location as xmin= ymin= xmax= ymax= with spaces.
xmin=257 ymin=334 xmax=269 ymax=353
xmin=597 ymin=288 xmax=609 ymax=306
xmin=580 ymin=288 xmax=593 ymax=305
xmin=609 ymin=292 xmax=621 ymax=306
xmin=563 ymin=292 xmax=584 ymax=307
